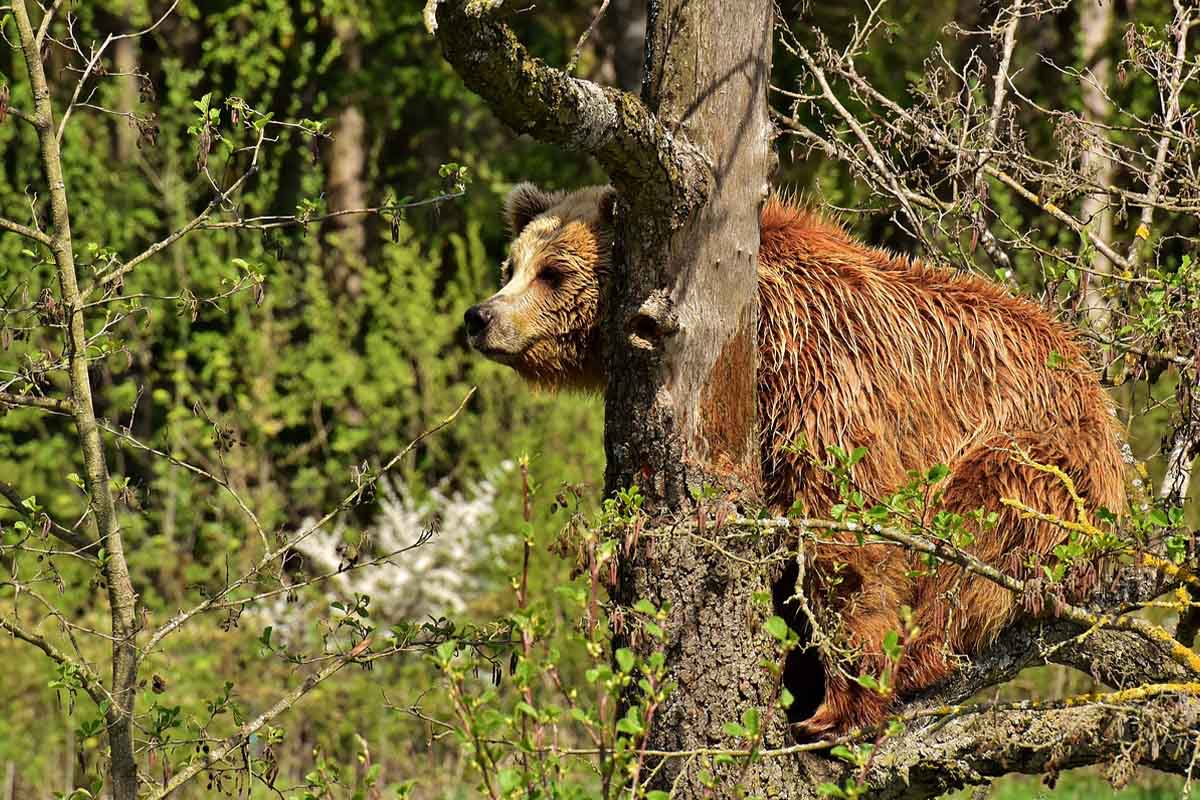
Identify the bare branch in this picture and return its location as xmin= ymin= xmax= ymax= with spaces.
xmin=2 ymin=105 xmax=39 ymax=127
xmin=197 ymin=191 xmax=463 ymax=231
xmin=86 ymin=143 xmax=263 ymax=295
xmin=0 ymin=216 xmax=54 ymax=248
xmin=53 ymin=1 xmax=181 ymax=144
xmin=0 ymin=478 xmax=97 ymax=557
xmin=0 ymin=390 xmax=73 ymax=413
xmin=784 ymin=40 xmax=925 ymax=239
xmin=98 ymin=419 xmax=269 ymax=553
xmin=1124 ymin=2 xmax=1195 ymax=269
xmin=0 ymin=616 xmax=112 ymax=711
xmin=968 ymin=0 xmax=1023 ymax=271
xmin=139 ymin=388 xmax=476 ymax=662
xmin=567 ymin=0 xmax=612 ymax=74
xmin=33 ymin=0 xmax=65 ymax=47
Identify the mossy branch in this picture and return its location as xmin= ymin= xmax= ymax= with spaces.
xmin=431 ymin=0 xmax=707 ymax=220
xmin=865 ymin=690 xmax=1200 ymax=798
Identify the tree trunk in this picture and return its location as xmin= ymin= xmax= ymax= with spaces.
xmin=603 ymin=1 xmax=779 ymax=792
xmin=113 ymin=3 xmax=138 ymax=162
xmin=1078 ymin=0 xmax=1116 ymax=328
xmin=325 ymin=18 xmax=368 ymax=298
xmin=604 ymin=2 xmax=772 ymax=511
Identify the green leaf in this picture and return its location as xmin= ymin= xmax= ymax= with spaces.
xmin=497 ymin=768 xmax=522 ymax=794
xmin=882 ymin=630 xmax=901 ymax=661
xmin=926 ymin=463 xmax=950 ymax=483
xmin=854 ymin=674 xmax=880 ymax=692
xmin=765 ymin=615 xmax=791 ymax=641
xmin=615 ymin=648 xmax=635 ymax=674
xmin=616 ymin=708 xmax=644 ymax=736
xmin=829 ymin=744 xmax=856 ymax=763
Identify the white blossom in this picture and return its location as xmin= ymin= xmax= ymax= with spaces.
xmin=257 ymin=462 xmax=516 ymax=641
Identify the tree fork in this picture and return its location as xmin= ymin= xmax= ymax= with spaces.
xmin=437 ymin=0 xmax=778 ymax=792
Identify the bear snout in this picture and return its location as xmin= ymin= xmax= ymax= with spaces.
xmin=463 ymin=304 xmax=493 ymax=338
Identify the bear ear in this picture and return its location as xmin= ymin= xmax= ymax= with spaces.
xmin=504 ymin=182 xmax=560 ymax=235
xmin=598 ymin=186 xmax=619 ymax=226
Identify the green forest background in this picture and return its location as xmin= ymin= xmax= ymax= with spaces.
xmin=0 ymin=0 xmax=1194 ymax=797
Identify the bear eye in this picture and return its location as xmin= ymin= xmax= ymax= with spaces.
xmin=538 ymin=265 xmax=566 ymax=289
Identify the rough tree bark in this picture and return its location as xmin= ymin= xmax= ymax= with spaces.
xmin=435 ymin=2 xmax=785 ymax=792
xmin=433 ymin=1 xmax=1200 ymax=796
xmin=600 ymin=2 xmax=780 ymax=793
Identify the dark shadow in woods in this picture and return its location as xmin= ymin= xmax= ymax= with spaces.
xmin=772 ymin=559 xmax=826 ymax=738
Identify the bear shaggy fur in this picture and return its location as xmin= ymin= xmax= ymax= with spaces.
xmin=465 ymin=182 xmax=1127 ymax=737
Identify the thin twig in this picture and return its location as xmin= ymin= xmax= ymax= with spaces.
xmin=567 ymin=0 xmax=611 ymax=74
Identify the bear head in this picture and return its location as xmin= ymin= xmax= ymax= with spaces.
xmin=465 ymin=183 xmax=616 ymax=390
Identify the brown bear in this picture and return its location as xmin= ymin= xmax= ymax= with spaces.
xmin=465 ymin=182 xmax=1128 ymax=738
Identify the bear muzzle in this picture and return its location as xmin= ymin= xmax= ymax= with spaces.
xmin=464 ymin=300 xmax=525 ymax=363
xmin=463 ymin=304 xmax=492 ymax=339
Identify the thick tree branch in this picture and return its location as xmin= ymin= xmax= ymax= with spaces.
xmin=432 ymin=0 xmax=707 ymax=218
xmin=913 ymin=615 xmax=1191 ymax=718
xmin=867 ymin=690 xmax=1200 ymax=799
xmin=795 ymin=517 xmax=1200 ymax=676
xmin=735 ymin=517 xmax=1191 ymax=714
